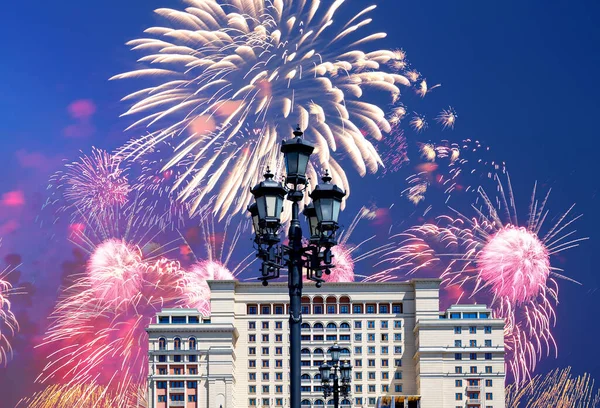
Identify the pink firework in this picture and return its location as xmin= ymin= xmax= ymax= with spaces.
xmin=87 ymin=238 xmax=144 ymax=305
xmin=0 ymin=263 xmax=19 ymax=366
xmin=379 ymin=173 xmax=586 ymax=384
xmin=324 ymin=244 xmax=355 ymax=282
xmin=183 ymin=260 xmax=235 ymax=315
xmin=48 ymin=148 xmax=130 ymax=220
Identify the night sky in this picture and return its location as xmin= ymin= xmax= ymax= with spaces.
xmin=1 ymin=0 xmax=599 ymax=405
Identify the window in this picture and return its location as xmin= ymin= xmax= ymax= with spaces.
xmin=455 ymin=353 xmax=462 ymax=360
xmin=188 ymin=354 xmax=197 ymax=362
xmin=355 ymin=385 xmax=363 ymax=393
xmin=469 ymin=326 xmax=477 ymax=334
xmin=158 ymin=338 xmax=166 ymax=350
xmin=353 ymin=304 xmax=363 ymax=314
xmin=340 ymin=334 xmax=350 ymax=341
xmin=170 ymin=394 xmax=184 ymax=402
xmin=485 ymin=326 xmax=492 ymax=334
xmin=355 ymin=346 xmax=362 ymax=354
xmin=301 ymin=305 xmax=310 ymax=314
xmin=355 ymin=372 xmax=362 ymax=380
xmin=275 ymin=321 xmax=283 ymax=329
xmin=382 ymin=385 xmax=389 ymax=393
xmin=262 ymin=385 xmax=270 ymax=393
xmin=486 ymin=379 xmax=493 ymax=387
xmin=381 ymin=320 xmax=389 ymax=329
xmin=174 ymin=355 xmax=182 ymax=362
xmin=368 ymin=385 xmax=376 ymax=393
xmin=468 ymin=379 xmax=479 ymax=386
xmin=368 ymin=372 xmax=376 ymax=380
xmin=354 ymin=321 xmax=362 ymax=329
xmin=276 ymin=398 xmax=283 ymax=406
xmin=158 ymin=368 xmax=167 ymax=375
xmin=480 ymin=312 xmax=490 ymax=319
xmin=470 ymin=340 xmax=477 ymax=347
xmin=327 ymin=305 xmax=336 ymax=314
xmin=173 ymin=338 xmax=181 ymax=350
xmin=248 ymin=305 xmax=258 ymax=315
xmin=455 ymin=379 xmax=462 ymax=387
xmin=381 ymin=333 xmax=389 ymax=341
xmin=394 ymin=346 xmax=402 ymax=354
xmin=367 ymin=320 xmax=375 ymax=329
xmin=394 ymin=371 xmax=402 ymax=380
xmin=276 ymin=372 xmax=283 ymax=380
xmin=455 ymin=393 xmax=463 ymax=401
xmin=275 ymin=347 xmax=283 ymax=355
xmin=380 ymin=304 xmax=389 ymax=313
xmin=485 ymin=353 xmax=492 ymax=360
xmin=381 ymin=359 xmax=389 ymax=367
xmin=486 ymin=393 xmax=493 ymax=400
xmin=355 ymin=398 xmax=363 ymax=405
xmin=368 ymin=346 xmax=376 ymax=354
xmin=158 ymin=396 xmax=166 ymax=402
xmin=249 ymin=385 xmax=257 ymax=393
xmin=276 ymin=334 xmax=283 ymax=342
xmin=394 ymin=320 xmax=402 ymax=329
xmin=368 ymin=359 xmax=376 ymax=367
xmin=249 ymin=373 xmax=256 ymax=381
xmin=485 ymin=366 xmax=493 ymax=373
xmin=174 ymin=368 xmax=182 ymax=375
xmin=450 ymin=312 xmax=461 ymax=319
xmin=170 ymin=381 xmax=184 ymax=388
xmin=326 ymin=335 xmax=337 ymax=341
xmin=355 ymin=359 xmax=362 ymax=367
xmin=249 ymin=360 xmax=256 ymax=368
xmin=470 ymin=366 xmax=477 ymax=374
xmin=340 ymin=305 xmax=349 ymax=314
xmin=262 ymin=347 xmax=270 ymax=355
xmin=394 ymin=333 xmax=402 ymax=341
xmin=249 ymin=399 xmax=257 ymax=406
xmin=485 ymin=339 xmax=492 ymax=347
xmin=187 ymin=381 xmax=197 ymax=389
xmin=262 ymin=360 xmax=270 ymax=368
xmin=454 ymin=326 xmax=462 ymax=334
xmin=261 ymin=305 xmax=270 ymax=314
xmin=249 ymin=334 xmax=256 ymax=342
xmin=355 ymin=334 xmax=362 ymax=341
xmin=455 ymin=340 xmax=462 ymax=347
xmin=470 ymin=353 xmax=477 ymax=360
xmin=369 ymin=398 xmax=376 ymax=405
xmin=249 ymin=347 xmax=256 ymax=355
xmin=368 ymin=334 xmax=375 ymax=341
xmin=275 ymin=305 xmax=284 ymax=314
xmin=262 ymin=373 xmax=270 ymax=381
xmin=276 ymin=359 xmax=283 ymax=367
xmin=314 ymin=305 xmax=324 ymax=314
xmin=366 ymin=304 xmax=376 ymax=314
xmin=463 ymin=312 xmax=477 ymax=319
xmin=455 ymin=366 xmax=462 ymax=374
xmin=156 ymin=381 xmax=167 ymax=389
xmin=381 ymin=346 xmax=389 ymax=354
xmin=392 ymin=304 xmax=403 ymax=313
xmin=189 ymin=337 xmax=196 ymax=350
xmin=189 ymin=316 xmax=199 ymax=323
xmin=262 ymin=398 xmax=270 ymax=406
xmin=262 ymin=334 xmax=269 ymax=342
xmin=381 ymin=372 xmax=389 ymax=380
xmin=158 ymin=355 xmax=166 ymax=362
xmin=395 ymin=384 xmax=403 ymax=393
xmin=189 ymin=367 xmax=197 ymax=374
xmin=394 ymin=359 xmax=402 ymax=367
xmin=262 ymin=321 xmax=269 ymax=329
xmin=276 ymin=385 xmax=283 ymax=393
xmin=158 ymin=316 xmax=169 ymax=324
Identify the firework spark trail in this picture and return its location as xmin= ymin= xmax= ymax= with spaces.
xmin=436 ymin=106 xmax=458 ymax=129
xmin=506 ymin=367 xmax=600 ymax=407
xmin=18 ymin=383 xmax=147 ymax=408
xmin=379 ymin=173 xmax=587 ymax=384
xmin=0 ymin=241 xmax=21 ymax=366
xmin=45 ymin=148 xmax=130 ymax=222
xmin=111 ymin=0 xmax=421 ymax=219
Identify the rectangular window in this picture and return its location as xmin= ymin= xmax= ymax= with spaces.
xmin=275 ymin=321 xmax=283 ymax=329
xmin=480 ymin=312 xmax=490 ymax=319
xmin=355 ymin=359 xmax=362 ymax=367
xmin=485 ymin=353 xmax=492 ymax=360
xmin=262 ymin=347 xmax=269 ymax=355
xmin=485 ymin=339 xmax=492 ymax=347
xmin=395 ymin=384 xmax=403 ymax=393
xmin=392 ymin=304 xmax=403 ymax=314
xmin=158 ymin=396 xmax=166 ymax=402
xmin=248 ymin=305 xmax=258 ymax=315
xmin=368 ymin=372 xmax=376 ymax=380
xmin=366 ymin=304 xmax=376 ymax=314
xmin=326 ymin=335 xmax=337 ymax=341
xmin=470 ymin=340 xmax=477 ymax=347
xmin=455 ymin=393 xmax=463 ymax=401
xmin=262 ymin=322 xmax=269 ymax=329
xmin=355 ymin=346 xmax=362 ymax=354
xmin=355 ymin=334 xmax=362 ymax=341
xmin=189 ymin=316 xmax=199 ymax=323
xmin=249 ymin=373 xmax=256 ymax=381
xmin=276 ymin=372 xmax=283 ymax=380
xmin=355 ymin=385 xmax=363 ymax=393
xmin=455 ymin=366 xmax=462 ymax=374
xmin=275 ymin=347 xmax=282 ymax=355
xmin=340 ymin=334 xmax=350 ymax=341
xmin=262 ymin=398 xmax=270 ymax=406
xmin=262 ymin=360 xmax=269 ymax=368
xmin=158 ymin=368 xmax=167 ymax=375
xmin=276 ymin=334 xmax=282 ymax=342
xmin=314 ymin=305 xmax=323 ymax=314
xmin=313 ymin=335 xmax=323 ymax=341
xmin=276 ymin=398 xmax=283 ymax=406
xmin=276 ymin=385 xmax=283 ymax=393
xmin=368 ymin=334 xmax=375 ymax=341
xmin=381 ymin=385 xmax=389 ymax=393
xmin=327 ymin=305 xmax=336 ymax=314
xmin=275 ymin=306 xmax=284 ymax=315
xmin=158 ymin=355 xmax=166 ymax=362
xmin=368 ymin=359 xmax=376 ymax=367
xmin=394 ymin=333 xmax=402 ymax=341
xmin=261 ymin=306 xmax=270 ymax=314
xmin=354 ymin=321 xmax=362 ymax=329
xmin=368 ymin=385 xmax=376 ymax=393
xmin=367 ymin=320 xmax=375 ymax=329
xmin=301 ymin=305 xmax=310 ymax=314
xmin=156 ymin=381 xmax=167 ymax=389
xmin=450 ymin=313 xmax=461 ymax=319
xmin=262 ymin=334 xmax=269 ymax=342
xmin=381 ymin=346 xmax=389 ymax=354
xmin=186 ymin=381 xmax=197 ymax=389
xmin=469 ymin=326 xmax=477 ymax=334
xmin=369 ymin=398 xmax=376 ymax=405
xmin=249 ymin=334 xmax=256 ymax=342
xmin=248 ymin=360 xmax=256 ymax=368
xmin=262 ymin=385 xmax=270 ymax=393
xmin=262 ymin=373 xmax=270 ymax=381
xmin=486 ymin=379 xmax=493 ymax=387
xmin=394 ymin=359 xmax=402 ymax=367
xmin=463 ymin=312 xmax=477 ymax=319
xmin=172 ymin=316 xmax=186 ymax=324
xmin=485 ymin=326 xmax=492 ymax=334
xmin=470 ymin=353 xmax=477 ymax=360
xmin=485 ymin=366 xmax=493 ymax=373
xmin=158 ymin=316 xmax=169 ymax=324
xmin=353 ymin=304 xmax=363 ymax=314
xmin=486 ymin=393 xmax=493 ymax=400
xmin=355 ymin=398 xmax=363 ymax=405
xmin=381 ymin=359 xmax=389 ymax=367
xmin=455 ymin=326 xmax=462 ymax=334
xmin=455 ymin=379 xmax=462 ymax=387
xmin=249 ymin=347 xmax=256 ymax=355
xmin=249 ymin=321 xmax=256 ymax=330
xmin=394 ymin=371 xmax=402 ymax=380
xmin=380 ymin=304 xmax=389 ymax=313
xmin=368 ymin=346 xmax=376 ymax=354
xmin=355 ymin=372 xmax=363 ymax=380
xmin=381 ymin=333 xmax=389 ymax=341
xmin=394 ymin=346 xmax=402 ymax=354
xmin=455 ymin=353 xmax=462 ymax=360
xmin=381 ymin=372 xmax=389 ymax=380
xmin=340 ymin=305 xmax=349 ymax=314
xmin=275 ymin=359 xmax=283 ymax=367
xmin=381 ymin=320 xmax=389 ymax=329
xmin=470 ymin=366 xmax=477 ymax=374
xmin=455 ymin=340 xmax=462 ymax=347
xmin=174 ymin=368 xmax=182 ymax=375
xmin=249 ymin=399 xmax=256 ymax=406
xmin=394 ymin=320 xmax=402 ymax=329
xmin=189 ymin=367 xmax=197 ymax=374
xmin=174 ymin=355 xmax=182 ymax=362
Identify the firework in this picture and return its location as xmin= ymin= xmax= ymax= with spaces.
xmin=0 ymin=246 xmax=20 ymax=366
xmin=380 ymin=173 xmax=586 ymax=383
xmin=112 ymin=0 xmax=416 ymax=218
xmin=415 ymin=78 xmax=441 ymax=97
xmin=436 ymin=106 xmax=458 ymax=129
xmin=506 ymin=367 xmax=600 ymax=407
xmin=19 ymin=384 xmax=146 ymax=408
xmin=47 ymin=148 xmax=130 ymax=221
xmin=410 ymin=113 xmax=428 ymax=132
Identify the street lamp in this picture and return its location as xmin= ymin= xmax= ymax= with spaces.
xmin=319 ymin=343 xmax=352 ymax=408
xmin=248 ymin=126 xmax=347 ymax=408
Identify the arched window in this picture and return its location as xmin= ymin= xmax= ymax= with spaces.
xmin=340 ymin=322 xmax=350 ymax=329
xmin=326 ymin=322 xmax=337 ymax=330
xmin=313 ymin=348 xmax=324 ymax=355
xmin=341 ymin=348 xmax=350 ymax=355
xmin=301 ymin=348 xmax=311 ymax=355
xmin=301 ymin=400 xmax=311 ymax=406
xmin=158 ymin=338 xmax=166 ymax=351
xmin=173 ymin=337 xmax=181 ymax=350
xmin=301 ymin=373 xmax=311 ymax=380
xmin=314 ymin=399 xmax=325 ymax=406
xmin=189 ymin=337 xmax=196 ymax=350
xmin=301 ymin=322 xmax=311 ymax=330
xmin=341 ymin=399 xmax=351 ymax=405
xmin=328 ymin=400 xmax=335 ymax=406
xmin=313 ymin=322 xmax=324 ymax=330
xmin=314 ymin=373 xmax=321 ymax=380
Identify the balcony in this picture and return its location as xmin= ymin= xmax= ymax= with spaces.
xmin=466 ymin=399 xmax=481 ymax=405
xmin=169 ymin=401 xmax=185 ymax=407
xmin=466 ymin=386 xmax=480 ymax=392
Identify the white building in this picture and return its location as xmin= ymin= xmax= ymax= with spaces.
xmin=146 ymin=279 xmax=505 ymax=408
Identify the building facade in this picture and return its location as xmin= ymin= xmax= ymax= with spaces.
xmin=146 ymin=279 xmax=505 ymax=408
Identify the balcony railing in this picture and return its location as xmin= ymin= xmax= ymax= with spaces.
xmin=168 ymin=401 xmax=185 ymax=407
xmin=466 ymin=398 xmax=481 ymax=405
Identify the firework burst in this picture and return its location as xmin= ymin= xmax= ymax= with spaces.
xmin=436 ymin=106 xmax=458 ymax=129
xmin=380 ymin=172 xmax=586 ymax=383
xmin=410 ymin=113 xmax=428 ymax=132
xmin=112 ymin=0 xmax=417 ymax=218
xmin=0 ymin=245 xmax=20 ymax=366
xmin=46 ymin=148 xmax=130 ymax=221
xmin=19 ymin=384 xmax=146 ymax=408
xmin=506 ymin=367 xmax=600 ymax=407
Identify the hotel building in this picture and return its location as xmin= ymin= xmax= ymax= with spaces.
xmin=146 ymin=279 xmax=505 ymax=408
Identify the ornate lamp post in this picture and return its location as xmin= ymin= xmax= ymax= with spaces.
xmin=319 ymin=343 xmax=352 ymax=408
xmin=248 ymin=127 xmax=346 ymax=408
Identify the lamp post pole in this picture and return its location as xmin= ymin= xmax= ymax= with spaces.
xmin=319 ymin=343 xmax=352 ymax=408
xmin=248 ymin=127 xmax=347 ymax=408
